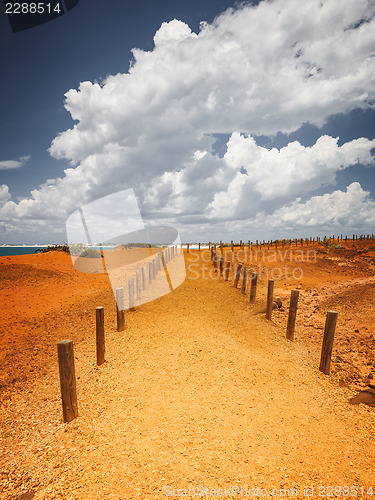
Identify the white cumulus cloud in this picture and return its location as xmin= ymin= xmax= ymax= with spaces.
xmin=1 ymin=0 xmax=375 ymax=241
xmin=258 ymin=182 xmax=375 ymax=229
xmin=208 ymin=133 xmax=375 ymax=218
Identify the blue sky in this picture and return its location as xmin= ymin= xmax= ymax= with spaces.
xmin=0 ymin=0 xmax=375 ymax=244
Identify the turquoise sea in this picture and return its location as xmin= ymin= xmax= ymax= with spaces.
xmin=0 ymin=246 xmax=48 ymax=257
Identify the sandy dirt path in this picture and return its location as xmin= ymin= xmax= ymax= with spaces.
xmin=1 ymin=251 xmax=375 ymax=499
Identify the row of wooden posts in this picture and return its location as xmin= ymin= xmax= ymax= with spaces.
xmin=209 ymin=245 xmax=338 ymax=379
xmin=58 ymin=230 xmax=364 ymax=423
xmin=185 ymin=233 xmax=375 ymax=252
xmin=57 ymin=244 xmax=180 ymax=423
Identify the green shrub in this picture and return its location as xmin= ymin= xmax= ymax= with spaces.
xmin=79 ymin=248 xmax=101 ymax=259
xmin=38 ymin=244 xmax=70 ymax=254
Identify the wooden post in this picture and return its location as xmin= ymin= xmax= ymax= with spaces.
xmin=136 ymin=270 xmax=141 ymax=298
xmin=224 ymin=261 xmax=230 ymax=281
xmin=265 ymin=279 xmax=274 ymax=320
xmin=233 ymin=263 xmax=243 ymax=288
xmin=220 ymin=257 xmax=224 ymax=277
xmin=187 ymin=243 xmax=190 ymax=253
xmin=241 ymin=266 xmax=248 ymax=294
xmin=149 ymin=262 xmax=153 ymax=284
xmin=319 ymin=311 xmax=338 ymax=375
xmin=198 ymin=242 xmax=201 ymax=251
xmin=116 ymin=287 xmax=125 ymax=331
xmin=153 ymin=258 xmax=157 ymax=278
xmin=57 ymin=339 xmax=78 ymax=423
xmin=249 ymin=272 xmax=257 ymax=303
xmin=231 ymin=240 xmax=234 ymax=252
xmin=286 ymin=290 xmax=299 ymax=341
xmin=96 ymin=307 xmax=105 ymax=365
xmin=141 ymin=266 xmax=146 ymax=289
xmin=214 ymin=251 xmax=220 ymax=269
xmin=128 ymin=277 xmax=135 ymax=310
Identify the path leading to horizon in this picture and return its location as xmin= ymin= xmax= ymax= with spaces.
xmin=1 ymin=252 xmax=375 ymax=500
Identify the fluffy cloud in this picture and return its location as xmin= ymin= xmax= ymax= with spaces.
xmin=49 ymin=0 xmax=375 ymax=164
xmin=0 ymin=155 xmax=30 ymax=170
xmin=258 ymin=182 xmax=375 ymax=229
xmin=1 ymin=0 xmax=375 ymax=241
xmin=208 ymin=134 xmax=375 ymax=218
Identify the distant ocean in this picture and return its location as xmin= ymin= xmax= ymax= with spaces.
xmin=0 ymin=246 xmax=48 ymax=257
xmin=0 ymin=246 xmax=116 ymax=257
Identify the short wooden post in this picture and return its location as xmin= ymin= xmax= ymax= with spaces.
xmin=249 ymin=272 xmax=257 ymax=303
xmin=128 ymin=277 xmax=135 ymax=310
xmin=57 ymin=339 xmax=78 ymax=423
xmin=233 ymin=263 xmax=243 ymax=288
xmin=157 ymin=253 xmax=161 ymax=271
xmin=286 ymin=290 xmax=299 ymax=341
xmin=96 ymin=307 xmax=105 ymax=365
xmin=149 ymin=262 xmax=153 ymax=283
xmin=142 ymin=266 xmax=146 ymax=289
xmin=224 ymin=261 xmax=230 ymax=281
xmin=153 ymin=258 xmax=157 ymax=278
xmin=241 ymin=266 xmax=248 ymax=294
xmin=319 ymin=311 xmax=338 ymax=375
xmin=219 ymin=257 xmax=224 ymax=277
xmin=187 ymin=243 xmax=190 ymax=253
xmin=116 ymin=287 xmax=125 ymax=331
xmin=213 ymin=251 xmax=218 ymax=269
xmin=231 ymin=240 xmax=234 ymax=252
xmin=265 ymin=279 xmax=274 ymax=320
xmin=136 ymin=270 xmax=141 ymax=297
xmin=198 ymin=242 xmax=201 ymax=251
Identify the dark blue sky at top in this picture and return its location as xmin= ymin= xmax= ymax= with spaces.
xmin=0 ymin=0 xmax=375 ymax=204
